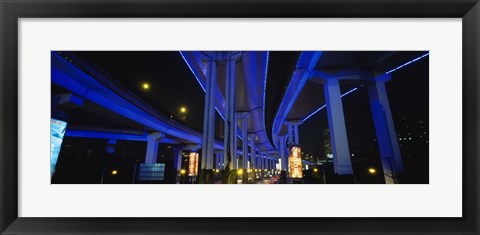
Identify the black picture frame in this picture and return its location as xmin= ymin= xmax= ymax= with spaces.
xmin=1 ymin=0 xmax=479 ymax=234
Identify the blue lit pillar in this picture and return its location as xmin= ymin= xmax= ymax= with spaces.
xmin=286 ymin=120 xmax=303 ymax=145
xmin=368 ymin=74 xmax=404 ymax=184
xmin=213 ymin=151 xmax=218 ymax=170
xmin=145 ymin=132 xmax=163 ymax=164
xmin=106 ymin=139 xmax=116 ymax=154
xmin=201 ymin=54 xmax=217 ymax=170
xmin=278 ymin=135 xmax=287 ymax=171
xmin=173 ymin=146 xmax=184 ymax=184
xmin=237 ymin=112 xmax=249 ymax=169
xmin=248 ymin=134 xmax=256 ymax=169
xmin=223 ymin=52 xmax=242 ymax=170
xmin=324 ymin=78 xmax=353 ymax=175
xmin=174 ymin=148 xmax=183 ymax=172
xmin=214 ymin=150 xmax=223 ymax=170
xmin=258 ymin=153 xmax=263 ymax=170
xmin=287 ymin=123 xmax=294 ymax=147
xmin=255 ymin=149 xmax=260 ymax=170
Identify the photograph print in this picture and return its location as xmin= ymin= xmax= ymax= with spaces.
xmin=51 ymin=51 xmax=428 ymax=184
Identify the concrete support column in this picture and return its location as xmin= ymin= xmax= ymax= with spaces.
xmin=286 ymin=120 xmax=303 ymax=145
xmin=324 ymin=78 xmax=353 ymax=175
xmin=237 ymin=112 xmax=249 ymax=169
xmin=254 ymin=149 xmax=260 ymax=169
xmin=368 ymin=75 xmax=404 ymax=183
xmin=215 ymin=151 xmax=224 ymax=169
xmin=278 ymin=136 xmax=288 ymax=171
xmin=145 ymin=132 xmax=163 ymax=164
xmin=259 ymin=154 xmax=263 ymax=170
xmin=287 ymin=123 xmax=294 ymax=146
xmin=213 ymin=152 xmax=218 ymax=170
xmin=106 ymin=139 xmax=116 ymax=154
xmin=218 ymin=152 xmax=222 ymax=170
xmin=294 ymin=125 xmax=300 ymax=145
xmin=248 ymin=134 xmax=256 ymax=169
xmin=201 ymin=57 xmax=217 ymax=170
xmin=224 ymin=55 xmax=238 ymax=170
xmin=174 ymin=148 xmax=183 ymax=172
xmin=263 ymin=155 xmax=267 ymax=170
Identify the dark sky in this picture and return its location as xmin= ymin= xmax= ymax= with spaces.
xmin=70 ymin=51 xmax=428 ymax=157
xmin=74 ymin=51 xmax=207 ymax=131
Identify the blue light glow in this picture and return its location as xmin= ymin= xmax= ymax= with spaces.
xmin=261 ymin=51 xmax=270 ymax=149
xmin=302 ymin=87 xmax=358 ymax=122
xmin=179 ymin=52 xmax=206 ymax=92
xmin=385 ymin=52 xmax=429 ymax=74
xmin=180 ymin=51 xmax=225 ymax=121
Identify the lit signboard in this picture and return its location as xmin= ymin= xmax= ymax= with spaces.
xmin=138 ymin=163 xmax=165 ymax=181
xmin=288 ymin=146 xmax=303 ymax=178
xmin=50 ymin=118 xmax=67 ymax=176
xmin=188 ymin=152 xmax=199 ymax=176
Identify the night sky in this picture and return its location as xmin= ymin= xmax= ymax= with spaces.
xmin=62 ymin=50 xmax=428 ymax=161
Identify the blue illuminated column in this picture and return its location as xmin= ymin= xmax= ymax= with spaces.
xmin=201 ymin=54 xmax=218 ymax=170
xmin=224 ymin=52 xmax=241 ymax=170
xmin=278 ymin=135 xmax=287 ymax=171
xmin=173 ymin=147 xmax=184 ymax=184
xmin=248 ymin=134 xmax=256 ymax=169
xmin=286 ymin=120 xmax=303 ymax=145
xmin=287 ymin=123 xmax=294 ymax=146
xmin=324 ymin=78 xmax=353 ymax=175
xmin=258 ymin=154 xmax=263 ymax=176
xmin=145 ymin=132 xmax=163 ymax=164
xmin=265 ymin=155 xmax=270 ymax=170
xmin=263 ymin=155 xmax=267 ymax=170
xmin=213 ymin=151 xmax=218 ymax=170
xmin=173 ymin=147 xmax=183 ymax=172
xmin=106 ymin=139 xmax=116 ymax=154
xmin=255 ymin=148 xmax=260 ymax=170
xmin=368 ymin=74 xmax=404 ymax=184
xmin=214 ymin=150 xmax=223 ymax=170
xmin=237 ymin=112 xmax=249 ymax=169
xmin=220 ymin=152 xmax=224 ymax=169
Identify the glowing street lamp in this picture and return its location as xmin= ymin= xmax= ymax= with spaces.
xmin=313 ymin=168 xmax=318 ymax=172
xmin=180 ymin=169 xmax=186 ymax=175
xmin=237 ymin=169 xmax=244 ymax=176
xmin=368 ymin=168 xmax=376 ymax=174
xmin=178 ymin=106 xmax=187 ymax=121
xmin=141 ymin=82 xmax=150 ymax=90
xmin=111 ymin=170 xmax=118 ymax=175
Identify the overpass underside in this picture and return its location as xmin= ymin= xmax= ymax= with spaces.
xmin=50 ymin=50 xmax=429 ymax=184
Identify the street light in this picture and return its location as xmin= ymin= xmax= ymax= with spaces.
xmin=237 ymin=169 xmax=244 ymax=176
xmin=179 ymin=106 xmax=187 ymax=121
xmin=368 ymin=168 xmax=376 ymax=174
xmin=141 ymin=82 xmax=150 ymax=90
xmin=180 ymin=169 xmax=186 ymax=175
xmin=111 ymin=170 xmax=118 ymax=175
xmin=313 ymin=168 xmax=318 ymax=172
